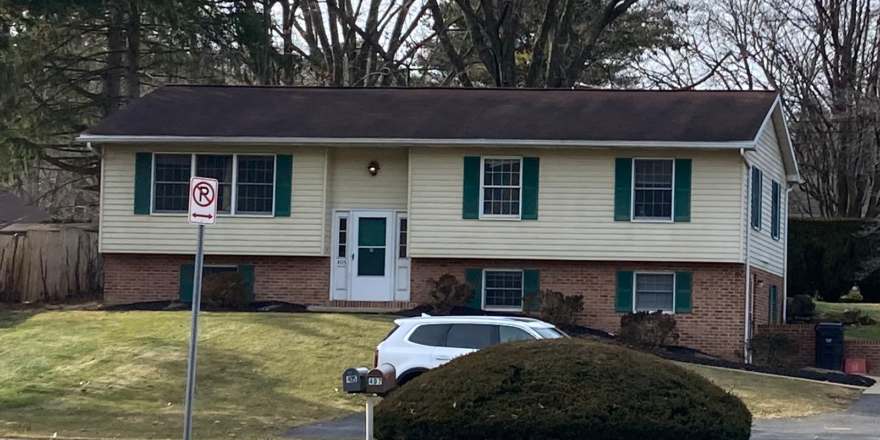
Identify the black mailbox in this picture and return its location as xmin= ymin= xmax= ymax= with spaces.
xmin=365 ymin=364 xmax=397 ymax=394
xmin=816 ymin=322 xmax=845 ymax=370
xmin=342 ymin=367 xmax=370 ymax=394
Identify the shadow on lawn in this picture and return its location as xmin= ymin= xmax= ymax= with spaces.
xmin=0 ymin=310 xmax=35 ymax=329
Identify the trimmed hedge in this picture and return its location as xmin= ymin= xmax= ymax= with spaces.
xmin=375 ymin=339 xmax=752 ymax=440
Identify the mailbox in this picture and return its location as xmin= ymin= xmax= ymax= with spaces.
xmin=365 ymin=363 xmax=397 ymax=394
xmin=342 ymin=367 xmax=369 ymax=394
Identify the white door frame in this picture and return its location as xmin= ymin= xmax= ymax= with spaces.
xmin=330 ymin=211 xmax=351 ymax=301
xmin=394 ymin=212 xmax=411 ymax=301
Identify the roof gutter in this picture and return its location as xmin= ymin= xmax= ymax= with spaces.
xmin=76 ymin=134 xmax=757 ymax=150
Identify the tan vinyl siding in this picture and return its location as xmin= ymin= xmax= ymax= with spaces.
xmin=327 ymin=148 xmax=408 ymax=210
xmin=746 ymin=120 xmax=787 ymax=275
xmin=409 ymin=148 xmax=744 ymax=262
xmin=100 ymin=145 xmax=326 ymax=255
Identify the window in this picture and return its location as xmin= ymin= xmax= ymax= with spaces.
xmin=237 ymin=155 xmax=275 ymax=214
xmin=484 ymin=270 xmax=524 ymax=310
xmin=769 ymin=285 xmax=779 ymax=324
xmin=153 ymin=154 xmax=191 ymax=212
xmin=771 ymin=181 xmax=781 ymax=240
xmin=633 ymin=159 xmax=674 ymax=220
xmin=446 ymin=324 xmax=496 ymax=349
xmin=337 ymin=217 xmax=348 ymax=258
xmin=481 ymin=158 xmax=521 ymax=217
xmin=202 ymin=265 xmax=238 ymax=277
xmin=408 ymin=324 xmax=450 ymax=347
xmin=534 ymin=328 xmax=568 ymax=339
xmin=196 ymin=155 xmax=233 ymax=213
xmin=499 ymin=326 xmax=534 ymax=343
xmin=634 ymin=273 xmax=675 ymax=312
xmin=398 ymin=217 xmax=408 ymax=258
xmin=751 ymin=167 xmax=763 ymax=230
xmin=150 ymin=153 xmax=276 ymax=215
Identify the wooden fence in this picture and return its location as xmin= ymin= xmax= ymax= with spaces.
xmin=0 ymin=225 xmax=100 ymax=303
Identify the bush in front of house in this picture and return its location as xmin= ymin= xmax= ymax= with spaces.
xmin=788 ymin=294 xmax=816 ymax=321
xmin=424 ymin=274 xmax=474 ymax=315
xmin=201 ymin=272 xmax=251 ymax=310
xmin=523 ymin=289 xmax=584 ymax=330
xmin=375 ymin=338 xmax=752 ymax=440
xmin=618 ymin=311 xmax=680 ymax=350
xmin=748 ymin=333 xmax=800 ymax=367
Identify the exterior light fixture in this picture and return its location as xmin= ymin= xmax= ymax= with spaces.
xmin=368 ymin=161 xmax=380 ymax=176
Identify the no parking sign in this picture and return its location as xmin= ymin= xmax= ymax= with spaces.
xmin=187 ymin=177 xmax=218 ymax=225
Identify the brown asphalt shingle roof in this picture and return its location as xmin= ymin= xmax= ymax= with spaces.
xmin=82 ymin=86 xmax=779 ymax=143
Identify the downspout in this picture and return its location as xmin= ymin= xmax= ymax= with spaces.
xmin=782 ymin=186 xmax=794 ymax=322
xmin=741 ymin=148 xmax=752 ymax=362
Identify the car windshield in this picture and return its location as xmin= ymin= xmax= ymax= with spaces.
xmin=534 ymin=327 xmax=569 ymax=339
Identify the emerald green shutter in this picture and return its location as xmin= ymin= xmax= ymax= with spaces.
xmin=523 ymin=269 xmax=540 ymax=311
xmin=179 ymin=264 xmax=195 ymax=302
xmin=522 ymin=158 xmax=540 ymax=220
xmin=134 ymin=153 xmax=153 ymax=214
xmin=674 ymin=272 xmax=692 ymax=313
xmin=238 ymin=265 xmax=255 ymax=302
xmin=673 ymin=159 xmax=692 ymax=222
xmin=274 ymin=155 xmax=293 ymax=217
xmin=615 ymin=270 xmax=634 ymax=312
xmin=464 ymin=268 xmax=483 ymax=309
xmin=769 ymin=286 xmax=778 ymax=324
xmin=462 ymin=157 xmax=481 ymax=219
xmin=614 ymin=158 xmax=633 ymax=221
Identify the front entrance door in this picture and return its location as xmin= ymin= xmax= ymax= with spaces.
xmin=350 ymin=211 xmax=395 ymax=301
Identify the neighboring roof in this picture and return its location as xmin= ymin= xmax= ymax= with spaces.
xmin=0 ymin=223 xmax=95 ymax=234
xmin=80 ymin=86 xmax=778 ymax=146
xmin=0 ymin=191 xmax=50 ymax=227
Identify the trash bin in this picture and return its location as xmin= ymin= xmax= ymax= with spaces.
xmin=815 ymin=322 xmax=845 ymax=370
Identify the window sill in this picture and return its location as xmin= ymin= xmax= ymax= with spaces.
xmin=631 ymin=218 xmax=674 ymax=223
xmin=483 ymin=307 xmax=524 ymax=313
xmin=478 ymin=215 xmax=522 ymax=221
xmin=633 ymin=309 xmax=675 ymax=314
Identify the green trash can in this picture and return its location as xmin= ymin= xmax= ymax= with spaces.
xmin=815 ymin=322 xmax=844 ymax=370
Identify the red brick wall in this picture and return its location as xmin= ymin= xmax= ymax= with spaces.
xmin=751 ymin=267 xmax=784 ymax=327
xmin=756 ymin=323 xmax=815 ymax=367
xmin=411 ymin=258 xmax=746 ymax=360
xmin=845 ymin=340 xmax=880 ymax=374
xmin=104 ymin=253 xmax=329 ymax=305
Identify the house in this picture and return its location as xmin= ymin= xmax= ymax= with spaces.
xmin=78 ymin=86 xmax=799 ymax=360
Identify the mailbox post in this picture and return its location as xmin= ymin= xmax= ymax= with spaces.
xmin=341 ymin=364 xmax=397 ymax=440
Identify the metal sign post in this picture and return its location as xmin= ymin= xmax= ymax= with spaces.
xmin=365 ymin=396 xmax=377 ymax=440
xmin=182 ymin=177 xmax=218 ymax=440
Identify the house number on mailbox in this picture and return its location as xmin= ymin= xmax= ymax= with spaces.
xmin=368 ymin=377 xmax=382 ymax=386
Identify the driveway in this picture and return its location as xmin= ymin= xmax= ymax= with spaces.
xmin=287 ymin=395 xmax=880 ymax=440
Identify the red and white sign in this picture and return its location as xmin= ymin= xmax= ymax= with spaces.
xmin=188 ymin=177 xmax=218 ymax=225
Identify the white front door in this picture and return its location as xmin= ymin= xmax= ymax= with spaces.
xmin=350 ymin=210 xmax=395 ymax=301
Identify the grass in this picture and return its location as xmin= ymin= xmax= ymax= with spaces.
xmin=680 ymin=364 xmax=862 ymax=419
xmin=815 ymin=301 xmax=880 ymax=340
xmin=0 ymin=310 xmax=397 ymax=439
xmin=0 ymin=310 xmax=866 ymax=439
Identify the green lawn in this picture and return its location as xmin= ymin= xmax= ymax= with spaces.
xmin=815 ymin=301 xmax=880 ymax=340
xmin=0 ymin=310 xmax=867 ymax=439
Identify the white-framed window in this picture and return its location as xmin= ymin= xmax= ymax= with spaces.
xmin=397 ymin=215 xmax=408 ymax=259
xmin=151 ymin=153 xmax=276 ymax=216
xmin=483 ymin=269 xmax=524 ymax=311
xmin=632 ymin=158 xmax=674 ymax=221
xmin=480 ymin=157 xmax=522 ymax=219
xmin=634 ymin=272 xmax=675 ymax=313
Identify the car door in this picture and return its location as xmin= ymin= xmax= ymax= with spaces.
xmin=431 ymin=324 xmax=498 ymax=367
xmin=404 ymin=324 xmax=450 ymax=372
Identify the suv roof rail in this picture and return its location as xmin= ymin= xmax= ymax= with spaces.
xmin=421 ymin=313 xmax=431 ymax=317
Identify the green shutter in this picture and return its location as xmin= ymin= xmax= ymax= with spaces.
xmin=462 ymin=157 xmax=481 ymax=219
xmin=673 ymin=159 xmax=692 ymax=222
xmin=674 ymin=272 xmax=692 ymax=313
xmin=522 ymin=157 xmax=540 ymax=220
xmin=179 ymin=264 xmax=195 ymax=302
xmin=615 ymin=271 xmax=634 ymax=312
xmin=614 ymin=158 xmax=633 ymax=221
xmin=134 ymin=153 xmax=153 ymax=215
xmin=464 ymin=268 xmax=483 ymax=309
xmin=523 ymin=269 xmax=541 ymax=311
xmin=274 ymin=155 xmax=293 ymax=217
xmin=769 ymin=286 xmax=778 ymax=324
xmin=238 ymin=265 xmax=255 ymax=302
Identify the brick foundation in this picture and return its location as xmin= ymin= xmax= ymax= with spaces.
xmin=756 ymin=323 xmax=815 ymax=367
xmin=411 ymin=258 xmax=747 ymax=360
xmin=751 ymin=266 xmax=785 ymax=327
xmin=104 ymin=253 xmax=330 ymax=305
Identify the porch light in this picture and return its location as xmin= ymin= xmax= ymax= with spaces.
xmin=368 ymin=161 xmax=380 ymax=176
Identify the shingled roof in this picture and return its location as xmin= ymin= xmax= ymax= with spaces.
xmin=81 ymin=86 xmax=780 ymax=145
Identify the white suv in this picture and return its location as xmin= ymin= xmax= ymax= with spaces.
xmin=374 ymin=315 xmax=568 ymax=387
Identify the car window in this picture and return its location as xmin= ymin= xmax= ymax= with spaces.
xmin=408 ymin=324 xmax=450 ymax=346
xmin=534 ymin=327 xmax=568 ymax=339
xmin=499 ymin=325 xmax=535 ymax=343
xmin=446 ymin=324 xmax=497 ymax=349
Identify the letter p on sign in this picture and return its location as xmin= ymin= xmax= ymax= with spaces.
xmin=188 ymin=177 xmax=219 ymax=225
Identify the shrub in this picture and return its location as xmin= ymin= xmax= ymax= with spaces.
xmin=789 ymin=294 xmax=816 ymax=320
xmin=840 ymin=288 xmax=864 ymax=303
xmin=842 ymin=308 xmax=862 ymax=325
xmin=523 ymin=289 xmax=584 ymax=329
xmin=425 ymin=274 xmax=474 ymax=315
xmin=201 ymin=272 xmax=251 ymax=310
xmin=748 ymin=333 xmax=800 ymax=367
xmin=618 ymin=311 xmax=680 ymax=350
xmin=859 ymin=314 xmax=877 ymax=326
xmin=376 ymin=339 xmax=752 ymax=440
